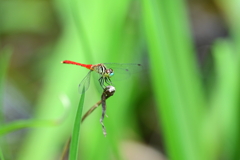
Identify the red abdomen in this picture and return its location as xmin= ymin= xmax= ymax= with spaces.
xmin=62 ymin=60 xmax=93 ymax=70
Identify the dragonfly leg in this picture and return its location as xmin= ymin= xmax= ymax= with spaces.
xmin=105 ymin=77 xmax=112 ymax=85
xmin=108 ymin=77 xmax=112 ymax=84
xmin=98 ymin=77 xmax=105 ymax=89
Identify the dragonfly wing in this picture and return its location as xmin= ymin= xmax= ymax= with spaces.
xmin=109 ymin=68 xmax=131 ymax=81
xmin=104 ymin=63 xmax=142 ymax=73
xmin=78 ymin=71 xmax=92 ymax=94
xmin=103 ymin=63 xmax=142 ymax=81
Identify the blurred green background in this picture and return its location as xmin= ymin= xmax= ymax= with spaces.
xmin=0 ymin=0 xmax=239 ymax=160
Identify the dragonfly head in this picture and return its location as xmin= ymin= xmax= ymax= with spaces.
xmin=105 ymin=68 xmax=114 ymax=77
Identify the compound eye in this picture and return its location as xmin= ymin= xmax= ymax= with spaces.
xmin=108 ymin=69 xmax=114 ymax=77
xmin=109 ymin=72 xmax=114 ymax=77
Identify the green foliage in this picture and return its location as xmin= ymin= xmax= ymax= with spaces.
xmin=0 ymin=120 xmax=58 ymax=136
xmin=0 ymin=47 xmax=12 ymax=123
xmin=69 ymin=88 xmax=85 ymax=160
xmin=0 ymin=47 xmax=12 ymax=160
xmin=0 ymin=0 xmax=239 ymax=160
xmin=142 ymin=0 xmax=205 ymax=159
xmin=141 ymin=0 xmax=240 ymax=159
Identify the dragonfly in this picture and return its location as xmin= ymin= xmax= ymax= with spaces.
xmin=62 ymin=60 xmax=142 ymax=94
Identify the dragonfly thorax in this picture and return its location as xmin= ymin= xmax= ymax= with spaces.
xmin=93 ymin=64 xmax=114 ymax=78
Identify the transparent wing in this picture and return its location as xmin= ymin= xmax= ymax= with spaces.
xmin=109 ymin=68 xmax=131 ymax=81
xmin=103 ymin=63 xmax=142 ymax=81
xmin=104 ymin=63 xmax=142 ymax=73
xmin=78 ymin=71 xmax=92 ymax=94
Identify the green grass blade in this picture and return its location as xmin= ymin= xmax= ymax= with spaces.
xmin=0 ymin=120 xmax=57 ymax=136
xmin=70 ymin=0 xmax=93 ymax=62
xmin=0 ymin=47 xmax=12 ymax=160
xmin=0 ymin=147 xmax=4 ymax=160
xmin=69 ymin=88 xmax=85 ymax=160
xmin=0 ymin=47 xmax=12 ymax=124
xmin=141 ymin=0 xmax=205 ymax=159
xmin=208 ymin=40 xmax=239 ymax=159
